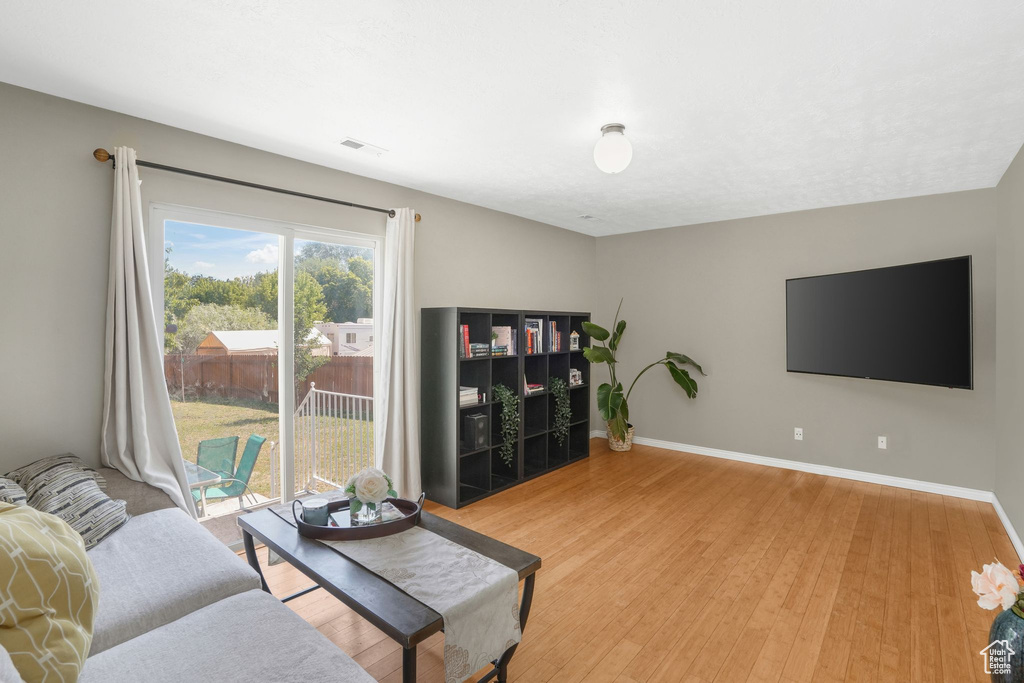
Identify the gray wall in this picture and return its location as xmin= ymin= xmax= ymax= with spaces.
xmin=0 ymin=79 xmax=1015 ymax=504
xmin=0 ymin=82 xmax=594 ymax=472
xmin=593 ymin=190 xmax=998 ymax=490
xmin=996 ymin=144 xmax=1024 ymax=532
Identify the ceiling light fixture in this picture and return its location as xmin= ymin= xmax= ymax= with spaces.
xmin=593 ymin=123 xmax=632 ymax=174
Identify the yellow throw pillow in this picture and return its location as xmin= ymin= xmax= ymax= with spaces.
xmin=0 ymin=501 xmax=100 ymax=682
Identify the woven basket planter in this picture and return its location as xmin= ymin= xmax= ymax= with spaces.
xmin=607 ymin=423 xmax=635 ymax=452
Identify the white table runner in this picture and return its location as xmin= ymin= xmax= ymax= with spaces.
xmin=322 ymin=526 xmax=521 ymax=682
xmin=271 ymin=499 xmax=521 ymax=683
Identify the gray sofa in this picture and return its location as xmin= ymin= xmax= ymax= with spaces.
xmin=73 ymin=468 xmax=374 ymax=682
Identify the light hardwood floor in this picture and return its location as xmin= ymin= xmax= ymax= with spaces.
xmin=244 ymin=439 xmax=1020 ymax=682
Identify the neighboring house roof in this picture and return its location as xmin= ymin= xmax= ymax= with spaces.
xmin=316 ymin=320 xmax=373 ymax=328
xmin=305 ymin=329 xmax=332 ymax=346
xmin=201 ymin=329 xmax=330 ymax=353
xmin=336 ymin=342 xmax=374 ymax=356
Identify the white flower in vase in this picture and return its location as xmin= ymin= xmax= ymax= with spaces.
xmin=345 ymin=467 xmax=397 ymax=514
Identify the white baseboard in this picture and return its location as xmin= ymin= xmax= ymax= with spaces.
xmin=991 ymin=495 xmax=1024 ymax=562
xmin=590 ymin=429 xmax=1024 ymax=560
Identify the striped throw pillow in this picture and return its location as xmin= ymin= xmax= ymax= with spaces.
xmin=8 ymin=454 xmax=105 ymax=492
xmin=0 ymin=478 xmax=27 ymax=506
xmin=11 ymin=455 xmax=129 ymax=550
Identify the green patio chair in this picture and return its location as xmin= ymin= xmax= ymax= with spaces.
xmin=196 ymin=436 xmax=239 ymax=480
xmin=192 ymin=434 xmax=266 ymax=512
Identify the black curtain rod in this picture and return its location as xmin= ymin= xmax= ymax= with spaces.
xmin=92 ymin=148 xmax=421 ymax=222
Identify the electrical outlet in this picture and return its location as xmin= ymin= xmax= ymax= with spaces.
xmin=878 ymin=436 xmax=887 ymax=449
xmin=794 ymin=427 xmax=803 ymax=441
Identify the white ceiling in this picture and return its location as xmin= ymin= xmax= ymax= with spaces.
xmin=2 ymin=1 xmax=1023 ymax=237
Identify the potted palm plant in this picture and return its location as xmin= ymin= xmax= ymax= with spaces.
xmin=583 ymin=301 xmax=705 ymax=451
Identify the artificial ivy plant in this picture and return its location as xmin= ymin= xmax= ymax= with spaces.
xmin=492 ymin=383 xmax=519 ymax=466
xmin=550 ymin=377 xmax=571 ymax=446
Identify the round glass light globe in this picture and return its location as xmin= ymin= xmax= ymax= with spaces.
xmin=593 ymin=130 xmax=633 ymax=174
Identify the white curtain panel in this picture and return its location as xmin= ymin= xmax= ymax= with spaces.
xmin=100 ymin=146 xmax=196 ymax=516
xmin=377 ymin=208 xmax=422 ymax=497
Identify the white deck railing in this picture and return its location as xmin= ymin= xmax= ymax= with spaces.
xmin=273 ymin=383 xmax=374 ymax=497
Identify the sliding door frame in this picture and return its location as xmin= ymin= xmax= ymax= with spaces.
xmin=148 ymin=202 xmax=381 ymax=504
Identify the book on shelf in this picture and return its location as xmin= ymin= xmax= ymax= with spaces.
xmin=491 ymin=326 xmax=516 ymax=355
xmin=548 ymin=320 xmax=560 ymax=352
xmin=525 ymin=383 xmax=545 ymax=396
xmin=469 ymin=342 xmax=490 ymax=358
xmin=459 ymin=385 xmax=480 ymax=406
xmin=524 ymin=318 xmax=543 ymax=354
xmin=459 ymin=324 xmax=470 ymax=358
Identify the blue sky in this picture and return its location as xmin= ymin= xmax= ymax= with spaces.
xmin=164 ymin=220 xmax=280 ymax=280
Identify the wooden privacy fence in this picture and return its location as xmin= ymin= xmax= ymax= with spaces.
xmin=164 ymin=354 xmax=373 ymax=402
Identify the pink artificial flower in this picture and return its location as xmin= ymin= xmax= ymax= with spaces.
xmin=972 ymin=561 xmax=1020 ymax=611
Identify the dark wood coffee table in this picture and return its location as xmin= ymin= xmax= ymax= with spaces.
xmin=238 ymin=507 xmax=541 ymax=683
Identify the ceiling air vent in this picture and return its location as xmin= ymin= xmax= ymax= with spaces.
xmin=339 ymin=137 xmax=388 ymax=157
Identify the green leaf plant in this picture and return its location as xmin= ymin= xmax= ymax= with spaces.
xmin=492 ymin=384 xmax=520 ymax=467
xmin=582 ymin=300 xmax=706 ymax=443
xmin=550 ymin=377 xmax=571 ymax=446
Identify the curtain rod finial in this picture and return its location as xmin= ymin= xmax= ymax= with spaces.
xmin=93 ymin=148 xmax=111 ymax=163
xmin=415 ymin=213 xmax=421 ymax=222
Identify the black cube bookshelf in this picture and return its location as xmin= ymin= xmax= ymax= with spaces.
xmin=420 ymin=307 xmax=591 ymax=508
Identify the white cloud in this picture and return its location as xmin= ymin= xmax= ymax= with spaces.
xmin=193 ymin=261 xmax=215 ymax=269
xmin=245 ymin=244 xmax=279 ymax=264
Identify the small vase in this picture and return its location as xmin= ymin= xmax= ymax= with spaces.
xmin=607 ymin=423 xmax=635 ymax=452
xmin=351 ymin=501 xmax=383 ymax=525
xmin=986 ymin=607 xmax=1024 ymax=681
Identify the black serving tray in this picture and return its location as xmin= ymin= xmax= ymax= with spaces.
xmin=292 ymin=493 xmax=425 ymax=541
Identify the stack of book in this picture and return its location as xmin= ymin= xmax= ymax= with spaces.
xmin=459 ymin=386 xmax=480 ymax=407
xmin=491 ymin=326 xmax=516 ymax=356
xmin=524 ymin=318 xmax=543 ymax=354
xmin=525 ymin=382 xmax=545 ymax=396
xmin=457 ymin=324 xmax=494 ymax=358
xmin=548 ymin=320 xmax=562 ymax=352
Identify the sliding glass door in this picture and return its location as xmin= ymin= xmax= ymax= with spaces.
xmin=151 ymin=205 xmax=378 ymax=517
xmin=291 ymin=238 xmax=376 ymax=496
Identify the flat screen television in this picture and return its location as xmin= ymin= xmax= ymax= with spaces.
xmin=786 ymin=256 xmax=972 ymax=389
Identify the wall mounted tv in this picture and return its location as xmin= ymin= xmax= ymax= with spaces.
xmin=786 ymin=256 xmax=972 ymax=389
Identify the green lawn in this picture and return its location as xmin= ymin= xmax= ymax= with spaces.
xmin=171 ymin=396 xmax=374 ymax=499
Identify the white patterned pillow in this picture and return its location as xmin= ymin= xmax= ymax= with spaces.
xmin=0 ymin=477 xmax=27 ymax=506
xmin=12 ymin=455 xmax=128 ymax=550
